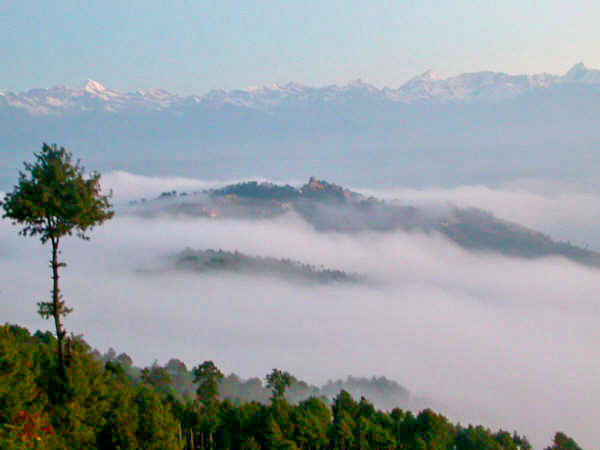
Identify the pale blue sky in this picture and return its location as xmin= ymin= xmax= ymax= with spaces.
xmin=1 ymin=0 xmax=599 ymax=94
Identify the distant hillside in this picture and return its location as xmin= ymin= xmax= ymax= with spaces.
xmin=173 ymin=248 xmax=361 ymax=284
xmin=439 ymin=207 xmax=600 ymax=264
xmin=131 ymin=178 xmax=600 ymax=268
xmin=94 ymin=346 xmax=417 ymax=412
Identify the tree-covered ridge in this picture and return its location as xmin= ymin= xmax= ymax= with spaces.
xmin=173 ymin=248 xmax=361 ymax=284
xmin=131 ymin=177 xmax=600 ymax=268
xmin=434 ymin=207 xmax=600 ymax=265
xmin=211 ymin=181 xmax=301 ymax=202
xmin=3 ymin=323 xmax=582 ymax=449
xmin=208 ymin=177 xmax=359 ymax=203
xmin=97 ymin=348 xmax=411 ymax=411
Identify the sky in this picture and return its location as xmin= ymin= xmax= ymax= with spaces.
xmin=2 ymin=0 xmax=600 ymax=94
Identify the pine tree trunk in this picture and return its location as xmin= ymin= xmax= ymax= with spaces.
xmin=51 ymin=237 xmax=66 ymax=374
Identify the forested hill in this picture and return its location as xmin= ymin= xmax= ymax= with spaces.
xmin=130 ymin=177 xmax=600 ymax=268
xmin=1 ymin=323 xmax=582 ymax=449
xmin=171 ymin=248 xmax=360 ymax=284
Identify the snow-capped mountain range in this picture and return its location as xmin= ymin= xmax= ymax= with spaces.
xmin=2 ymin=63 xmax=599 ymax=116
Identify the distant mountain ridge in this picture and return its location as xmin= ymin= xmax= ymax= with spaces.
xmin=4 ymin=62 xmax=600 ymax=191
xmin=2 ymin=63 xmax=600 ymax=115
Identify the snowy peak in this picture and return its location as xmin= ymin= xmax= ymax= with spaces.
xmin=398 ymin=70 xmax=448 ymax=101
xmin=398 ymin=69 xmax=562 ymax=102
xmin=422 ymin=69 xmax=440 ymax=80
xmin=563 ymin=62 xmax=600 ymax=83
xmin=347 ymin=78 xmax=377 ymax=89
xmin=84 ymin=79 xmax=107 ymax=93
xmin=81 ymin=79 xmax=122 ymax=103
xmin=3 ymin=63 xmax=600 ymax=115
xmin=401 ymin=70 xmax=440 ymax=90
xmin=0 ymin=79 xmax=184 ymax=114
xmin=412 ymin=69 xmax=441 ymax=82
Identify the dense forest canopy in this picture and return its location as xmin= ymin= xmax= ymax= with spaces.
xmin=1 ymin=323 xmax=581 ymax=449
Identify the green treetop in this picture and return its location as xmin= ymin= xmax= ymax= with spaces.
xmin=266 ymin=368 xmax=294 ymax=400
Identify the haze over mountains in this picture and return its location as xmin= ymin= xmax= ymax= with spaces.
xmin=2 ymin=63 xmax=600 ymax=188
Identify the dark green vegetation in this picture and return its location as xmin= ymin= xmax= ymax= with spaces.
xmin=0 ymin=143 xmax=113 ymax=375
xmin=132 ymin=177 xmax=600 ymax=268
xmin=174 ymin=249 xmax=360 ymax=284
xmin=0 ymin=325 xmax=180 ymax=449
xmin=97 ymin=349 xmax=411 ymax=411
xmin=3 ymin=323 xmax=583 ymax=449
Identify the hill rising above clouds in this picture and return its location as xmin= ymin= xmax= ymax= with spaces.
xmin=171 ymin=248 xmax=361 ymax=284
xmin=130 ymin=177 xmax=600 ymax=268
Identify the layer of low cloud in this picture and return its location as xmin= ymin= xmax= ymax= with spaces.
xmin=2 ymin=174 xmax=600 ymax=448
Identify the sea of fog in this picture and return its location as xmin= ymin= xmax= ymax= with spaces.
xmin=1 ymin=172 xmax=599 ymax=448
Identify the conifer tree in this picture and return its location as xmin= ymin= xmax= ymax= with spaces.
xmin=193 ymin=360 xmax=224 ymax=449
xmin=1 ymin=143 xmax=113 ymax=374
xmin=266 ymin=368 xmax=294 ymax=399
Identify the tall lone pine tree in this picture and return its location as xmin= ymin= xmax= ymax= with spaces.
xmin=1 ymin=143 xmax=113 ymax=374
